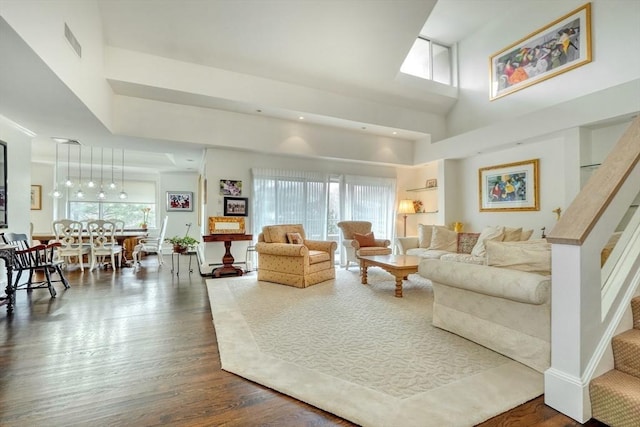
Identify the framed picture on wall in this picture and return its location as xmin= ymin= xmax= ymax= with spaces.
xmin=31 ymin=185 xmax=42 ymax=210
xmin=223 ymin=197 xmax=248 ymax=217
xmin=167 ymin=191 xmax=194 ymax=211
xmin=479 ymin=159 xmax=539 ymax=212
xmin=219 ymin=179 xmax=242 ymax=196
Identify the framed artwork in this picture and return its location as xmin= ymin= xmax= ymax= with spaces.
xmin=489 ymin=2 xmax=591 ymax=100
xmin=219 ymin=179 xmax=242 ymax=196
xmin=30 ymin=185 xmax=42 ymax=210
xmin=167 ymin=191 xmax=194 ymax=211
xmin=223 ymin=197 xmax=248 ymax=217
xmin=209 ymin=216 xmax=245 ymax=234
xmin=479 ymin=159 xmax=539 ymax=212
xmin=425 ymin=178 xmax=437 ymax=189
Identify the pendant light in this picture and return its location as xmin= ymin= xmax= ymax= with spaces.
xmin=52 ymin=143 xmax=63 ymax=198
xmin=64 ymin=143 xmax=74 ymax=187
xmin=87 ymin=146 xmax=96 ymax=188
xmin=109 ymin=148 xmax=117 ymax=189
xmin=75 ymin=145 xmax=84 ymax=198
xmin=97 ymin=148 xmax=106 ymax=199
xmin=119 ymin=148 xmax=128 ymax=199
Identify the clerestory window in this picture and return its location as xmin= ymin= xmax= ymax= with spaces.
xmin=400 ymin=37 xmax=451 ymax=85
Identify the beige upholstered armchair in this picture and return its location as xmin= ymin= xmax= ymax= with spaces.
xmin=255 ymin=224 xmax=337 ymax=288
xmin=337 ymin=221 xmax=392 ymax=269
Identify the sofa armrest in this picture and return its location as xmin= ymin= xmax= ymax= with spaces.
xmin=255 ymin=242 xmax=308 ymax=257
xmin=349 ymin=238 xmax=391 ymax=250
xmin=394 ymin=237 xmax=419 ymax=254
xmin=305 ymin=239 xmax=337 ymax=253
xmin=419 ymin=259 xmax=550 ymax=305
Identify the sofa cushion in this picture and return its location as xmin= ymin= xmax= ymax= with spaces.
xmin=457 ymin=232 xmax=480 ymax=254
xmin=353 ymin=231 xmax=375 ymax=247
xmin=485 ymin=239 xmax=551 ymax=276
xmin=430 ymin=226 xmax=457 ymax=252
xmin=503 ymin=227 xmax=523 ymax=242
xmin=406 ymin=248 xmax=450 ymax=259
xmin=470 ymin=226 xmax=505 ymax=258
xmin=521 ymin=229 xmax=534 ymax=240
xmin=287 ymin=232 xmax=303 ymax=244
xmin=440 ymin=253 xmax=485 ymax=264
xmin=308 ymin=250 xmax=330 ymax=264
xmin=418 ymin=224 xmax=433 ymax=248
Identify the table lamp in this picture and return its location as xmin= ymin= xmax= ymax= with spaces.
xmin=398 ymin=199 xmax=415 ymax=237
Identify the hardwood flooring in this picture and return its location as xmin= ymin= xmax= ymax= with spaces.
xmin=0 ymin=258 xmax=606 ymax=426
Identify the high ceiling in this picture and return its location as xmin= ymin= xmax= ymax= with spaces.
xmin=1 ymin=0 xmax=531 ymax=173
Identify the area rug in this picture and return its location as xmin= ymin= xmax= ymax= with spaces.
xmin=206 ymin=269 xmax=543 ymax=427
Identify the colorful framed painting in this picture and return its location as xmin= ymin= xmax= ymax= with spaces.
xmin=167 ymin=191 xmax=194 ymax=211
xmin=30 ymin=185 xmax=42 ymax=210
xmin=223 ymin=197 xmax=248 ymax=217
xmin=479 ymin=159 xmax=539 ymax=212
xmin=219 ymin=179 xmax=242 ymax=196
xmin=489 ymin=2 xmax=591 ymax=100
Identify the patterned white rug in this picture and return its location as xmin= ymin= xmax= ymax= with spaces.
xmin=206 ymin=268 xmax=543 ymax=427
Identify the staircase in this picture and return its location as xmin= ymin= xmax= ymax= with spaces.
xmin=589 ymin=296 xmax=640 ymax=426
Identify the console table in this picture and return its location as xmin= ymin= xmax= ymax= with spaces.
xmin=203 ymin=234 xmax=253 ymax=277
xmin=0 ymin=245 xmax=16 ymax=314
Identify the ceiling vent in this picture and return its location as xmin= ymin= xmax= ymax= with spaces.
xmin=64 ymin=23 xmax=82 ymax=58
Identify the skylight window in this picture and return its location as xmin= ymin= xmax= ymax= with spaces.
xmin=400 ymin=37 xmax=451 ymax=85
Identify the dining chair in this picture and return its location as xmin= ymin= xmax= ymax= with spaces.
xmin=132 ymin=216 xmax=168 ymax=267
xmin=111 ymin=219 xmax=125 ymax=234
xmin=87 ymin=220 xmax=123 ymax=271
xmin=2 ymin=233 xmax=69 ymax=297
xmin=52 ymin=219 xmax=91 ymax=271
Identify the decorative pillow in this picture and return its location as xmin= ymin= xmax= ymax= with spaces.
xmin=457 ymin=232 xmax=480 ymax=254
xmin=353 ymin=232 xmax=376 ymax=248
xmin=503 ymin=227 xmax=523 ymax=242
xmin=417 ymin=224 xmax=432 ymax=249
xmin=429 ymin=226 xmax=457 ymax=252
xmin=486 ymin=240 xmax=551 ymax=276
xmin=520 ymin=229 xmax=534 ymax=240
xmin=470 ymin=226 xmax=505 ymax=258
xmin=286 ymin=232 xmax=303 ymax=245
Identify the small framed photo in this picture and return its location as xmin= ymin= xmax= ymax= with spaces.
xmin=167 ymin=191 xmax=194 ymax=211
xmin=425 ymin=179 xmax=437 ymax=189
xmin=219 ymin=179 xmax=242 ymax=196
xmin=479 ymin=159 xmax=539 ymax=212
xmin=31 ymin=185 xmax=42 ymax=210
xmin=223 ymin=197 xmax=248 ymax=217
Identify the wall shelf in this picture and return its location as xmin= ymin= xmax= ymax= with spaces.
xmin=580 ymin=163 xmax=601 ymax=169
xmin=407 ymin=210 xmax=439 ymax=214
xmin=406 ymin=186 xmax=438 ymax=192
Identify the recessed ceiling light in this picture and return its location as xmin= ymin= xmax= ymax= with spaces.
xmin=392 ymin=131 xmax=397 ymax=135
xmin=298 ymin=116 xmax=304 ymax=120
xmin=361 ymin=126 xmax=367 ymax=130
xmin=186 ymin=159 xmax=194 ymax=162
xmin=52 ymin=137 xmax=71 ymax=143
xmin=256 ymin=109 xmax=262 ymax=113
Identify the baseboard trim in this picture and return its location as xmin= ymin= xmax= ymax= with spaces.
xmin=544 ymin=367 xmax=591 ymax=423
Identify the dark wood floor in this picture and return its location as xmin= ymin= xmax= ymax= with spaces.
xmin=1 ymin=257 xmax=606 ymax=426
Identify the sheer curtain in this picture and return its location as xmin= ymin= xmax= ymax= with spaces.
xmin=342 ymin=174 xmax=396 ymax=240
xmin=251 ymin=168 xmax=330 ymax=239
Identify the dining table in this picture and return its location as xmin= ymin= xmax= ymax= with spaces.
xmin=32 ymin=229 xmax=149 ymax=265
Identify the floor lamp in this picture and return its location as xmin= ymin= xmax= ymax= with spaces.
xmin=398 ymin=199 xmax=415 ymax=237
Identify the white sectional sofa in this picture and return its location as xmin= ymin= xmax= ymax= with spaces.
xmin=418 ymin=238 xmax=552 ymax=373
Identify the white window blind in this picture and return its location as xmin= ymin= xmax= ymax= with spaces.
xmin=342 ymin=174 xmax=396 ymax=240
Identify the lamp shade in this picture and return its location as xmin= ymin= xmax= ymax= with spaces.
xmin=398 ymin=199 xmax=415 ymax=214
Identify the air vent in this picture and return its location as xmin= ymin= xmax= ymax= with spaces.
xmin=64 ymin=23 xmax=82 ymax=58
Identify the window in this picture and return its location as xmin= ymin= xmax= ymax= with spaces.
xmin=400 ymin=37 xmax=451 ymax=85
xmin=67 ymin=180 xmax=157 ymax=228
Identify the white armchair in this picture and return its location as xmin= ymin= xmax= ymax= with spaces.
xmin=337 ymin=221 xmax=391 ymax=269
xmin=132 ymin=216 xmax=168 ymax=266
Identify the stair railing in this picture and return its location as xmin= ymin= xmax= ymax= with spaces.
xmin=543 ymin=117 xmax=640 ymax=422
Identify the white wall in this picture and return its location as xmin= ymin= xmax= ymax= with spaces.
xmin=159 ymin=172 xmax=199 ymax=249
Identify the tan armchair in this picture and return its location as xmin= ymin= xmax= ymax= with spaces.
xmin=255 ymin=224 xmax=337 ymax=288
xmin=337 ymin=221 xmax=392 ymax=269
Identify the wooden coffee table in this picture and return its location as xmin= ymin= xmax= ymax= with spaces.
xmin=357 ymin=254 xmax=422 ymax=298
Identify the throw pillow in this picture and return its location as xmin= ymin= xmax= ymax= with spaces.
xmin=486 ymin=240 xmax=551 ymax=276
xmin=286 ymin=232 xmax=303 ymax=245
xmin=457 ymin=232 xmax=480 ymax=254
xmin=417 ymin=224 xmax=432 ymax=248
xmin=520 ymin=229 xmax=534 ymax=240
xmin=503 ymin=227 xmax=523 ymax=242
xmin=353 ymin=232 xmax=376 ymax=248
xmin=470 ymin=225 xmax=505 ymax=258
xmin=429 ymin=226 xmax=457 ymax=252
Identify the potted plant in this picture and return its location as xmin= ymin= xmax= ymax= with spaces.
xmin=166 ymin=235 xmax=199 ymax=253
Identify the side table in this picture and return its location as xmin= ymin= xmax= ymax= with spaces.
xmin=171 ymin=251 xmax=196 ymax=276
xmin=202 ymin=234 xmax=253 ymax=277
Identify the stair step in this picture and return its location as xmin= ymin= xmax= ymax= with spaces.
xmin=590 ymin=369 xmax=640 ymax=427
xmin=632 ymin=296 xmax=640 ymax=329
xmin=613 ymin=329 xmax=640 ymax=379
